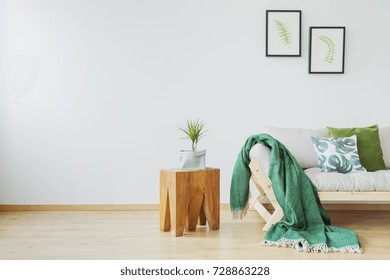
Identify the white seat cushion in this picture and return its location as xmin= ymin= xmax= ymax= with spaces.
xmin=305 ymin=168 xmax=390 ymax=192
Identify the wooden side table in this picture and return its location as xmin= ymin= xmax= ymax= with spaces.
xmin=160 ymin=168 xmax=220 ymax=236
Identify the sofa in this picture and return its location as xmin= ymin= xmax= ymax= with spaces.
xmin=248 ymin=125 xmax=390 ymax=231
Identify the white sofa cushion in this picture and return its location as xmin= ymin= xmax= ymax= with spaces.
xmin=249 ymin=143 xmax=390 ymax=192
xmin=379 ymin=126 xmax=390 ymax=168
xmin=264 ymin=126 xmax=328 ymax=169
xmin=305 ymin=167 xmax=390 ymax=192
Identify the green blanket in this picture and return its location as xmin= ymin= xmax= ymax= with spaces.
xmin=230 ymin=134 xmax=362 ymax=253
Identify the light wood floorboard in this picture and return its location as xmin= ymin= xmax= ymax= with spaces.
xmin=0 ymin=210 xmax=389 ymax=260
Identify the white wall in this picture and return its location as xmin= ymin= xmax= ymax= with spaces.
xmin=0 ymin=0 xmax=389 ymax=204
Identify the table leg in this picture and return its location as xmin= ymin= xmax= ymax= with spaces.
xmin=198 ymin=203 xmax=207 ymax=226
xmin=159 ymin=171 xmax=171 ymax=231
xmin=169 ymin=173 xmax=190 ymax=236
xmin=186 ymin=185 xmax=204 ymax=231
xmin=203 ymin=170 xmax=220 ymax=230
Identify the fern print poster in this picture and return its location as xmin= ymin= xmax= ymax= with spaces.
xmin=266 ymin=10 xmax=301 ymax=56
xmin=309 ymin=27 xmax=346 ymax=73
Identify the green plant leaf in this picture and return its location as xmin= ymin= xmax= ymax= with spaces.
xmin=178 ymin=119 xmax=207 ymax=151
xmin=350 ymin=152 xmax=365 ymax=170
xmin=274 ymin=19 xmax=292 ymax=45
xmin=312 ymin=137 xmax=329 ymax=153
xmin=318 ymin=35 xmax=335 ymax=63
xmin=329 ymin=138 xmax=355 ymax=154
xmin=318 ymin=154 xmax=327 ymax=168
xmin=327 ymin=155 xmax=353 ymax=173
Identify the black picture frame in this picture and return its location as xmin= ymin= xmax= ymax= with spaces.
xmin=266 ymin=10 xmax=302 ymax=57
xmin=309 ymin=26 xmax=346 ymax=74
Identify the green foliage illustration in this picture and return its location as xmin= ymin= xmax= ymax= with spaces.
xmin=274 ymin=19 xmax=292 ymax=45
xmin=350 ymin=152 xmax=364 ymax=168
xmin=311 ymin=137 xmax=329 ymax=153
xmin=327 ymin=154 xmax=353 ymax=173
xmin=329 ymin=138 xmax=355 ymax=154
xmin=318 ymin=36 xmax=335 ymax=63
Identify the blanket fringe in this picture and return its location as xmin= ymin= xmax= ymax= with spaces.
xmin=231 ymin=202 xmax=249 ymax=219
xmin=261 ymin=238 xmax=362 ymax=254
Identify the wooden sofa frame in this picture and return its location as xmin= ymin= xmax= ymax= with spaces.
xmin=249 ymin=159 xmax=390 ymax=231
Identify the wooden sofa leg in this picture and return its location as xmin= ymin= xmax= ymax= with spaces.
xmin=252 ymin=200 xmax=272 ymax=222
xmin=263 ymin=206 xmax=283 ymax=232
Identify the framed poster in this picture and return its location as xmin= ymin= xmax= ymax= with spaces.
xmin=266 ymin=10 xmax=302 ymax=57
xmin=309 ymin=27 xmax=346 ymax=74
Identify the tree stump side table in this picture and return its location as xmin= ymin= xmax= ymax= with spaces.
xmin=159 ymin=168 xmax=220 ymax=237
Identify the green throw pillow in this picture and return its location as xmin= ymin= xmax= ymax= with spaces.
xmin=327 ymin=125 xmax=387 ymax=171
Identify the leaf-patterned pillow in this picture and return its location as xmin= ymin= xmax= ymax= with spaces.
xmin=311 ymin=135 xmax=366 ymax=173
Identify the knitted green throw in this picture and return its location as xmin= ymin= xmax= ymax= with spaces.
xmin=230 ymin=134 xmax=362 ymax=253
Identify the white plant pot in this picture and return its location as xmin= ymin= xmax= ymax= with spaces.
xmin=179 ymin=150 xmax=206 ymax=170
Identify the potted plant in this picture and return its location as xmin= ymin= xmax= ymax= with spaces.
xmin=178 ymin=119 xmax=207 ymax=170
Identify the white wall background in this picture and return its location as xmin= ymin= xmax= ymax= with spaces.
xmin=0 ymin=0 xmax=389 ymax=204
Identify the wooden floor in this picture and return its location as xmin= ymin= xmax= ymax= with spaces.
xmin=0 ymin=210 xmax=390 ymax=260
